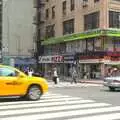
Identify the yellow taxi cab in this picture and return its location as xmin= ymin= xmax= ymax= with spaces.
xmin=0 ymin=65 xmax=48 ymax=100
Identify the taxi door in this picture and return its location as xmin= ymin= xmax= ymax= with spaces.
xmin=0 ymin=67 xmax=26 ymax=96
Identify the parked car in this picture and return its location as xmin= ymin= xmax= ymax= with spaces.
xmin=103 ymin=76 xmax=120 ymax=91
xmin=0 ymin=65 xmax=48 ymax=100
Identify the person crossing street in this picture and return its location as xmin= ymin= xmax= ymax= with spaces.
xmin=70 ymin=66 xmax=77 ymax=84
xmin=53 ymin=67 xmax=58 ymax=84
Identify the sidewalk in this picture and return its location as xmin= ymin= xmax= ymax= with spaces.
xmin=47 ymin=77 xmax=104 ymax=85
xmin=79 ymin=79 xmax=104 ymax=84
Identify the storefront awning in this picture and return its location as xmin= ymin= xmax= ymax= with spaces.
xmin=42 ymin=28 xmax=120 ymax=45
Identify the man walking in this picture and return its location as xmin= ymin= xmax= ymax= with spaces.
xmin=53 ymin=67 xmax=58 ymax=84
xmin=71 ymin=67 xmax=77 ymax=84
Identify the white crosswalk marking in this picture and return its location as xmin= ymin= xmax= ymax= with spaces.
xmin=0 ymin=92 xmax=120 ymax=120
xmin=48 ymin=82 xmax=101 ymax=88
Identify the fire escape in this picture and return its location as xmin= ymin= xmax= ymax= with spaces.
xmin=0 ymin=0 xmax=2 ymax=62
xmin=33 ymin=0 xmax=45 ymax=70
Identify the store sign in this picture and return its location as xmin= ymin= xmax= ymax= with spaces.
xmin=63 ymin=55 xmax=74 ymax=63
xmin=39 ymin=55 xmax=63 ymax=63
xmin=15 ymin=58 xmax=36 ymax=65
xmin=38 ymin=56 xmax=52 ymax=63
xmin=52 ymin=56 xmax=63 ymax=63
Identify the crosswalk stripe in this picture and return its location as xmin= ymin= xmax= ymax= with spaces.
xmin=0 ymin=92 xmax=120 ymax=120
xmin=0 ymin=99 xmax=95 ymax=109
xmin=0 ymin=94 xmax=80 ymax=105
xmin=0 ymin=97 xmax=84 ymax=106
xmin=0 ymin=103 xmax=110 ymax=116
xmin=2 ymin=106 xmax=120 ymax=120
xmin=42 ymin=95 xmax=73 ymax=99
xmin=69 ymin=113 xmax=120 ymax=120
xmin=48 ymin=83 xmax=101 ymax=88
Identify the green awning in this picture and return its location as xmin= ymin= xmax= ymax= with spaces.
xmin=42 ymin=28 xmax=120 ymax=45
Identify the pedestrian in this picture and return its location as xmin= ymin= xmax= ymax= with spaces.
xmin=28 ymin=68 xmax=34 ymax=77
xmin=53 ymin=68 xmax=58 ymax=84
xmin=71 ymin=67 xmax=77 ymax=84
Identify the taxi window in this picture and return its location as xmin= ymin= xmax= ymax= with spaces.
xmin=0 ymin=67 xmax=18 ymax=77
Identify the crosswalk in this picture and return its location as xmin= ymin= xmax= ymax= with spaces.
xmin=0 ymin=92 xmax=120 ymax=120
xmin=48 ymin=82 xmax=101 ymax=88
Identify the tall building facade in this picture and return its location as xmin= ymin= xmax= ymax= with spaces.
xmin=2 ymin=0 xmax=36 ymax=67
xmin=39 ymin=0 xmax=120 ymax=79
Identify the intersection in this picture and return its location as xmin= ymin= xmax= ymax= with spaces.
xmin=1 ymin=84 xmax=120 ymax=120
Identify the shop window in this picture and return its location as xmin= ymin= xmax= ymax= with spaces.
xmin=113 ymin=38 xmax=120 ymax=51
xmin=94 ymin=38 xmax=103 ymax=51
xmin=86 ymin=38 xmax=94 ymax=52
xmin=104 ymin=37 xmax=114 ymax=51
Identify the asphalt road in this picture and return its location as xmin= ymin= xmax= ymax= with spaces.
xmin=1 ymin=83 xmax=120 ymax=120
xmin=49 ymin=84 xmax=120 ymax=106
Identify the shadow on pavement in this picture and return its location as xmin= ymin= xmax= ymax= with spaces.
xmin=0 ymin=97 xmax=27 ymax=102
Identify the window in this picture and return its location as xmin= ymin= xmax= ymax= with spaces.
xmin=46 ymin=24 xmax=55 ymax=38
xmin=112 ymin=0 xmax=120 ymax=1
xmin=82 ymin=0 xmax=88 ymax=8
xmin=94 ymin=0 xmax=99 ymax=2
xmin=46 ymin=9 xmax=49 ymax=19
xmin=63 ymin=1 xmax=67 ymax=15
xmin=63 ymin=19 xmax=74 ymax=35
xmin=52 ymin=6 xmax=55 ymax=19
xmin=109 ymin=11 xmax=120 ymax=28
xmin=84 ymin=12 xmax=99 ymax=30
xmin=70 ymin=0 xmax=75 ymax=11
xmin=0 ymin=68 xmax=18 ymax=77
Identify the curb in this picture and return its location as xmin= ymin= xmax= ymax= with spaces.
xmin=47 ymin=79 xmax=104 ymax=85
xmin=80 ymin=81 xmax=103 ymax=84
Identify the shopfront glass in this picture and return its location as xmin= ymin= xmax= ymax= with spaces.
xmin=80 ymin=63 xmax=101 ymax=79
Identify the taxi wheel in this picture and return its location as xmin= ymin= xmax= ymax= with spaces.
xmin=26 ymin=85 xmax=42 ymax=101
